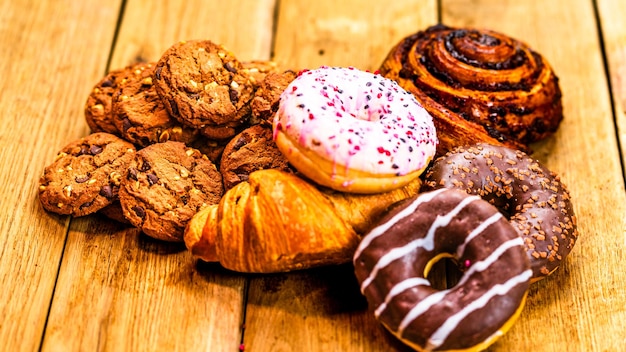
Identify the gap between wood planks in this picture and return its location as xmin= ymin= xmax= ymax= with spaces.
xmin=592 ymin=0 xmax=626 ymax=189
xmin=37 ymin=2 xmax=129 ymax=351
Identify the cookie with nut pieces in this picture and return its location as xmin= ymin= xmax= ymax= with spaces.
xmin=111 ymin=62 xmax=199 ymax=147
xmin=153 ymin=40 xmax=255 ymax=128
xmin=84 ymin=63 xmax=153 ymax=136
xmin=119 ymin=141 xmax=224 ymax=242
xmin=38 ymin=132 xmax=137 ymax=216
xmin=220 ymin=124 xmax=293 ymax=190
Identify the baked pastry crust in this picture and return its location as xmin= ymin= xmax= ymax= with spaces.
xmin=380 ymin=24 xmax=563 ymax=155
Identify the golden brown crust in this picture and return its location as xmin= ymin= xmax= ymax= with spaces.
xmin=214 ymin=169 xmax=360 ymax=273
xmin=379 ymin=24 xmax=563 ymax=155
xmin=183 ymin=170 xmax=423 ymax=273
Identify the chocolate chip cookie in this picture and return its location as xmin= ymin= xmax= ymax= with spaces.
xmin=112 ymin=63 xmax=198 ymax=147
xmin=241 ymin=60 xmax=280 ymax=89
xmin=220 ymin=124 xmax=293 ymax=190
xmin=84 ymin=63 xmax=151 ymax=135
xmin=188 ymin=137 xmax=228 ymax=165
xmin=153 ymin=40 xmax=255 ymax=128
xmin=38 ymin=132 xmax=137 ymax=216
xmin=250 ymin=70 xmax=297 ymax=125
xmin=119 ymin=141 xmax=223 ymax=242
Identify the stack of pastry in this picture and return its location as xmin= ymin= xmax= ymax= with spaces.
xmin=39 ymin=24 xmax=570 ymax=275
xmin=38 ymin=25 xmax=578 ymax=352
xmin=39 ymin=40 xmax=299 ymax=242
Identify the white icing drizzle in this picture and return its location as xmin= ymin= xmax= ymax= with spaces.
xmin=454 ymin=237 xmax=525 ymax=288
xmin=424 ymin=269 xmax=532 ymax=350
xmin=396 ymin=237 xmax=527 ymax=337
xmin=456 ymin=212 xmax=503 ymax=257
xmin=354 ymin=188 xmax=446 ymax=261
xmin=374 ymin=277 xmax=430 ymax=318
xmin=359 ymin=194 xmax=480 ymax=293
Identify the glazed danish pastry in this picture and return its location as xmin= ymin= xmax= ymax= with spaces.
xmin=380 ymin=24 xmax=563 ymax=155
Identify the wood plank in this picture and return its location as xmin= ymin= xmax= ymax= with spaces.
xmin=41 ymin=1 xmax=277 ymax=351
xmin=271 ymin=0 xmax=437 ymax=71
xmin=597 ymin=0 xmax=626 ymax=177
xmin=441 ymin=0 xmax=626 ymax=351
xmin=0 ymin=1 xmax=122 ymax=350
xmin=242 ymin=1 xmax=437 ymax=351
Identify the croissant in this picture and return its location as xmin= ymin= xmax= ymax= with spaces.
xmin=184 ymin=169 xmax=421 ymax=273
xmin=379 ymin=24 xmax=563 ymax=155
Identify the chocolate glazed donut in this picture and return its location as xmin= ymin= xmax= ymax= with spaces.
xmin=354 ymin=188 xmax=532 ymax=352
xmin=379 ymin=24 xmax=563 ymax=156
xmin=422 ymin=144 xmax=578 ymax=281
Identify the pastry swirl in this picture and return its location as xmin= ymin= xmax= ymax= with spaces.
xmin=380 ymin=24 xmax=563 ymax=155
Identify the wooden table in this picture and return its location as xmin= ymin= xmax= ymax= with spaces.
xmin=2 ymin=0 xmax=625 ymax=351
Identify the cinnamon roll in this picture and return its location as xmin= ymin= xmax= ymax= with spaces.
xmin=380 ymin=24 xmax=563 ymax=155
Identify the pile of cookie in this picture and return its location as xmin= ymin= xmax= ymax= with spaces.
xmin=38 ymin=40 xmax=297 ymax=241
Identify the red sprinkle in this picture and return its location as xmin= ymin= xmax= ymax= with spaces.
xmin=309 ymin=113 xmax=315 ymax=120
xmin=291 ymin=85 xmax=298 ymax=92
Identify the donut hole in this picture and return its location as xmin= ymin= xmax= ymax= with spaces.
xmin=424 ymin=254 xmax=463 ymax=290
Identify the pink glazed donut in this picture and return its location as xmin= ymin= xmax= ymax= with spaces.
xmin=273 ymin=66 xmax=437 ymax=193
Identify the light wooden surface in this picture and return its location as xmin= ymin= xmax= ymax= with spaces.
xmin=1 ymin=0 xmax=625 ymax=351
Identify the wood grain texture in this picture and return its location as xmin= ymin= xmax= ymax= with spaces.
xmin=242 ymin=1 xmax=437 ymax=351
xmin=2 ymin=0 xmax=626 ymax=351
xmin=271 ymin=0 xmax=437 ymax=71
xmin=108 ymin=0 xmax=276 ymax=68
xmin=41 ymin=0 xmax=277 ymax=351
xmin=597 ymin=0 xmax=626 ymax=177
xmin=0 ymin=0 xmax=121 ymax=350
xmin=442 ymin=0 xmax=626 ymax=351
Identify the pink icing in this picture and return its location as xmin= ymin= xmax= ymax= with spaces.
xmin=273 ymin=66 xmax=438 ymax=176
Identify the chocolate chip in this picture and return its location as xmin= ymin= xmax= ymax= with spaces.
xmin=99 ymin=185 xmax=114 ymax=199
xmin=232 ymin=136 xmax=247 ymax=151
xmin=78 ymin=145 xmax=90 ymax=156
xmin=229 ymin=88 xmax=239 ymax=103
xmin=169 ymin=99 xmax=179 ymax=116
xmin=154 ymin=65 xmax=162 ymax=80
xmin=75 ymin=174 xmax=90 ymax=183
xmin=101 ymin=78 xmax=115 ymax=88
xmin=128 ymin=167 xmax=138 ymax=180
xmin=122 ymin=118 xmax=132 ymax=133
xmin=224 ymin=62 xmax=237 ymax=73
xmin=147 ymin=173 xmax=159 ymax=186
xmin=132 ymin=206 xmax=146 ymax=219
xmin=79 ymin=200 xmax=94 ymax=209
xmin=139 ymin=160 xmax=151 ymax=172
xmin=90 ymin=145 xmax=103 ymax=155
